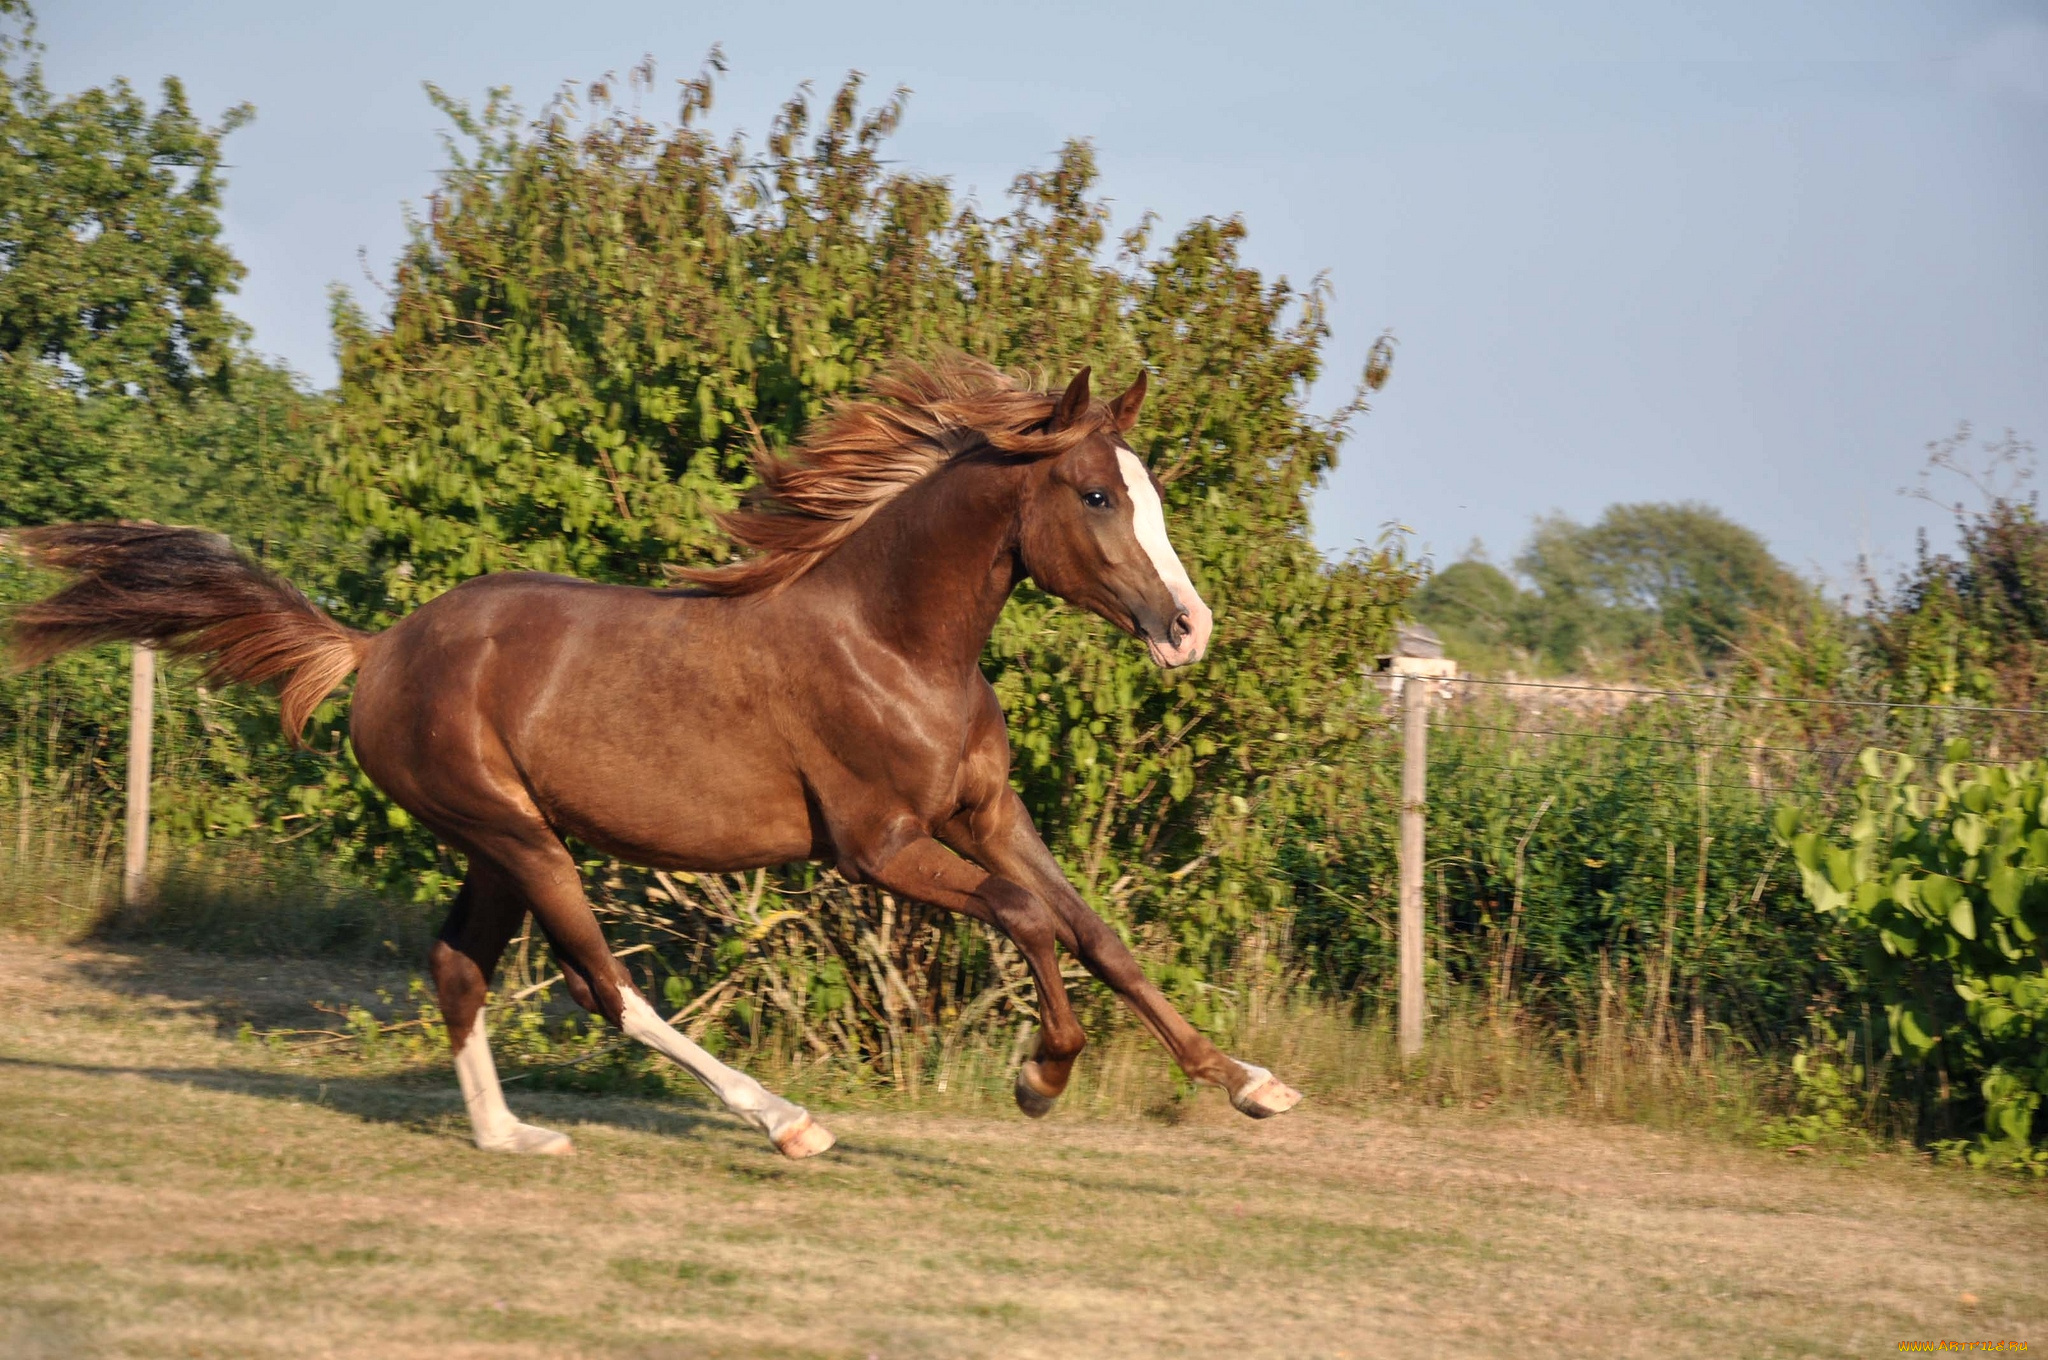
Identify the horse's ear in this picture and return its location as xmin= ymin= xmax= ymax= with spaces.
xmin=1052 ymin=367 xmax=1092 ymax=431
xmin=1107 ymin=369 xmax=1147 ymax=433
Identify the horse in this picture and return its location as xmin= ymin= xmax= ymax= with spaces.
xmin=7 ymin=356 xmax=1302 ymax=1160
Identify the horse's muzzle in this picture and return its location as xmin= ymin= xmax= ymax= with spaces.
xmin=1144 ymin=585 xmax=1213 ymax=668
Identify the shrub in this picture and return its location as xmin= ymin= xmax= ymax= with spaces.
xmin=1779 ymin=745 xmax=2048 ymax=1172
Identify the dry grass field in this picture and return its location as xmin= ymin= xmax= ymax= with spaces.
xmin=1 ymin=934 xmax=2043 ymax=1360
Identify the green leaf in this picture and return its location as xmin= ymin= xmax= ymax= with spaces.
xmin=2026 ymin=829 xmax=2048 ymax=868
xmin=1989 ymin=864 xmax=2025 ymax=918
xmin=1790 ymin=832 xmax=1824 ymax=873
xmin=1955 ymin=814 xmax=1987 ymax=857
xmin=1824 ymin=845 xmax=1857 ymax=893
xmin=1919 ymin=875 xmax=1963 ymax=920
xmin=1888 ymin=1003 xmax=1939 ymax=1057
xmin=1988 ymin=922 xmax=2025 ymax=961
xmin=1949 ymin=895 xmax=1976 ymax=940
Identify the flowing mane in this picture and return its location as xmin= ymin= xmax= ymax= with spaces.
xmin=671 ymin=355 xmax=1113 ymax=596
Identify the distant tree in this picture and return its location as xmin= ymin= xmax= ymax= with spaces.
xmin=1517 ymin=502 xmax=1793 ymax=668
xmin=1408 ymin=558 xmax=1529 ymax=672
xmin=1506 ymin=514 xmax=1634 ymax=669
xmin=1412 ymin=503 xmax=1797 ymax=675
xmin=1412 ymin=558 xmax=1518 ymax=633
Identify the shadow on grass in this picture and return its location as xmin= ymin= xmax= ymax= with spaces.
xmin=47 ymin=938 xmax=428 ymax=1039
xmin=14 ymin=946 xmax=1033 ymax=1170
xmin=90 ymin=854 xmax=440 ymax=961
xmin=0 ymin=1039 xmax=1190 ymax=1193
xmin=0 ymin=1052 xmax=1058 ymax=1185
xmin=0 ymin=1052 xmax=734 ymax=1148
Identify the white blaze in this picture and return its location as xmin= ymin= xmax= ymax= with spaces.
xmin=1116 ymin=448 xmax=1195 ymax=597
xmin=1116 ymin=448 xmax=1212 ymax=665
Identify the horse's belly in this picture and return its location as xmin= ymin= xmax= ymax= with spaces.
xmin=539 ymin=768 xmax=819 ymax=873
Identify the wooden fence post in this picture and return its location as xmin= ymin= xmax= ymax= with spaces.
xmin=1381 ymin=622 xmax=1454 ymax=1062
xmin=123 ymin=643 xmax=154 ymax=906
xmin=1398 ymin=666 xmax=1428 ymax=1059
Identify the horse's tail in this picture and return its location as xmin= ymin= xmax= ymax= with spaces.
xmin=5 ymin=522 xmax=375 ymax=746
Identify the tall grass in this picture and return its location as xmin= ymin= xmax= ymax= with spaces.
xmin=0 ymin=760 xmax=437 ymax=961
xmin=0 ymin=768 xmax=123 ymax=941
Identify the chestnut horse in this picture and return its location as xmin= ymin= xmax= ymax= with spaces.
xmin=8 ymin=358 xmax=1301 ymax=1159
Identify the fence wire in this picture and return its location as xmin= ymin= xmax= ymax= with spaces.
xmin=1430 ymin=720 xmax=1861 ymax=759
xmin=1441 ymin=761 xmax=1811 ymax=798
xmin=1440 ymin=673 xmax=2048 ymax=719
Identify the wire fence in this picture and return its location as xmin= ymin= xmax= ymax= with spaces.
xmin=1341 ymin=668 xmax=2048 ymax=1065
xmin=1413 ymin=674 xmax=2046 ymax=803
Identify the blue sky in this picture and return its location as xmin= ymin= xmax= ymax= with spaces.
xmin=33 ymin=0 xmax=2048 ymax=588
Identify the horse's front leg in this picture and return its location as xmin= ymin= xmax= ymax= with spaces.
xmin=849 ymin=825 xmax=1087 ymax=1116
xmin=948 ymin=789 xmax=1302 ymax=1121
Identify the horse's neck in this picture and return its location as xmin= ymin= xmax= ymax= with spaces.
xmin=807 ymin=457 xmax=1024 ymax=673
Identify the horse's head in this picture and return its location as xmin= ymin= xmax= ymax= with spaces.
xmin=1018 ymin=368 xmax=1214 ymax=668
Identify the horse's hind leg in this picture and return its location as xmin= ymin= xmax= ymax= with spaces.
xmin=431 ymin=860 xmax=573 ymax=1155
xmin=482 ymin=831 xmax=835 ymax=1160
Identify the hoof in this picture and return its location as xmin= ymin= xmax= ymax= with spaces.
xmin=772 ymin=1112 xmax=836 ymax=1160
xmin=1229 ymin=1064 xmax=1303 ymax=1120
xmin=480 ymin=1122 xmax=575 ymax=1156
xmin=1013 ymin=1062 xmax=1061 ymax=1120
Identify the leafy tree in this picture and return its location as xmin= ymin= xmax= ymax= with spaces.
xmin=0 ymin=0 xmax=254 ymax=524
xmin=323 ymin=67 xmax=1418 ymax=973
xmin=1408 ymin=557 xmax=1527 ymax=672
xmin=0 ymin=2 xmax=339 ymax=565
xmin=1510 ymin=513 xmax=1646 ymax=668
xmin=1871 ymin=431 xmax=2048 ymax=717
xmin=0 ymin=2 xmax=352 ymax=859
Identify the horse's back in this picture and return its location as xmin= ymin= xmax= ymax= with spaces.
xmin=350 ymin=572 xmax=818 ymax=869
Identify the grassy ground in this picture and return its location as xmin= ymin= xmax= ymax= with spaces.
xmin=1 ymin=935 xmax=2044 ymax=1359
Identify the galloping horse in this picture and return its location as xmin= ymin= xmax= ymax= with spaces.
xmin=8 ymin=357 xmax=1301 ymax=1159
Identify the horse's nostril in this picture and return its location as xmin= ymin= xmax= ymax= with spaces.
xmin=1169 ymin=609 xmax=1191 ymax=647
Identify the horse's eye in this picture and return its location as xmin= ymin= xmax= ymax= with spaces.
xmin=1082 ymin=489 xmax=1111 ymax=509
